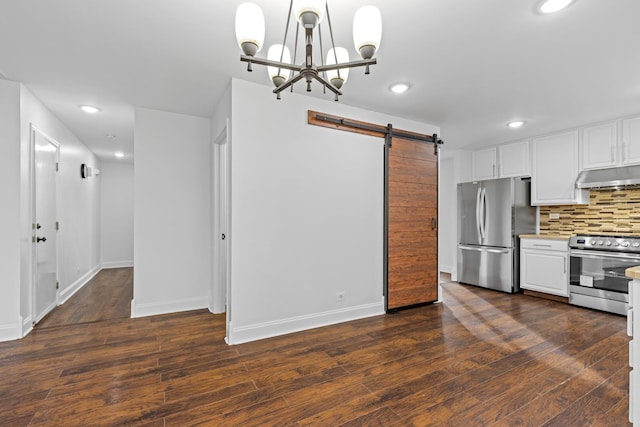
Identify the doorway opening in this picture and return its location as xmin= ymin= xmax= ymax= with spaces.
xmin=212 ymin=121 xmax=230 ymax=340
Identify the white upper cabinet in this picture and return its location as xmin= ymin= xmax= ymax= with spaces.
xmin=471 ymin=140 xmax=530 ymax=181
xmin=622 ymin=115 xmax=640 ymax=165
xmin=471 ymin=147 xmax=497 ymax=180
xmin=532 ymin=130 xmax=588 ymax=206
xmin=581 ymin=121 xmax=618 ymax=170
xmin=582 ymin=116 xmax=640 ymax=170
xmin=499 ymin=140 xmax=530 ymax=178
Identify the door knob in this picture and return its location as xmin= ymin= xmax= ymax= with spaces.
xmin=36 ymin=236 xmax=47 ymax=243
xmin=221 ymin=234 xmax=226 ymax=240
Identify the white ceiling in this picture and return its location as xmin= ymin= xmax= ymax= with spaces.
xmin=1 ymin=0 xmax=639 ymax=161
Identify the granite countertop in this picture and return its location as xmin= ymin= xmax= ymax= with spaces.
xmin=519 ymin=234 xmax=571 ymax=241
xmin=627 ymin=266 xmax=640 ymax=279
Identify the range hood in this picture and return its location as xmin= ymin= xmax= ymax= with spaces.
xmin=576 ymin=165 xmax=640 ymax=189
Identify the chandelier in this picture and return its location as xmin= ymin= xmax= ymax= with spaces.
xmin=234 ymin=1 xmax=382 ymax=101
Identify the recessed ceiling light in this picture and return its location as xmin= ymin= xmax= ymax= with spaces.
xmin=105 ymin=134 xmax=117 ymax=140
xmin=390 ymin=83 xmax=410 ymax=94
xmin=538 ymin=0 xmax=574 ymax=14
xmin=80 ymin=105 xmax=101 ymax=114
xmin=114 ymin=152 xmax=125 ymax=158
xmin=507 ymin=120 xmax=526 ymax=129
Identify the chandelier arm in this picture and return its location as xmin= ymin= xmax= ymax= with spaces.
xmin=318 ymin=23 xmax=326 ymax=93
xmin=317 ymin=58 xmax=377 ymax=72
xmin=273 ymin=73 xmax=306 ymax=94
xmin=276 ymin=0 xmax=295 ymax=77
xmin=324 ymin=1 xmax=340 ymax=80
xmin=240 ymin=55 xmax=302 ymax=72
xmin=313 ymin=73 xmax=342 ymax=96
xmin=292 ymin=21 xmax=300 ymax=93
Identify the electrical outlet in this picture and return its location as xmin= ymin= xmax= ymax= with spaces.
xmin=336 ymin=292 xmax=345 ymax=302
xmin=549 ymin=213 xmax=561 ymax=220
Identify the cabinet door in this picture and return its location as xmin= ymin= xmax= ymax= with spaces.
xmin=581 ymin=121 xmax=618 ymax=170
xmin=622 ymin=116 xmax=640 ymax=165
xmin=471 ymin=147 xmax=496 ymax=181
xmin=520 ymin=248 xmax=568 ymax=297
xmin=499 ymin=140 xmax=530 ymax=178
xmin=531 ymin=130 xmax=588 ymax=205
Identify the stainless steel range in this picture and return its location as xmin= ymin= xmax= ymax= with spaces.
xmin=569 ymin=234 xmax=640 ymax=315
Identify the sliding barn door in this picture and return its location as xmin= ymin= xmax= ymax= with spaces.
xmin=386 ymin=136 xmax=438 ymax=310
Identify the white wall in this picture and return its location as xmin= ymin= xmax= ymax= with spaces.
xmin=133 ymin=108 xmax=211 ymax=317
xmin=19 ymin=86 xmax=101 ymax=333
xmin=438 ymin=157 xmax=455 ymax=274
xmin=99 ymin=161 xmax=134 ymax=268
xmin=0 ymin=80 xmax=23 ymax=340
xmin=227 ymin=78 xmax=439 ymax=344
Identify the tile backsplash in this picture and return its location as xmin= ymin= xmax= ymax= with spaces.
xmin=539 ymin=188 xmax=640 ymax=236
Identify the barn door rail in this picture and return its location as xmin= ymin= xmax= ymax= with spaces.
xmin=308 ymin=110 xmax=444 ymax=154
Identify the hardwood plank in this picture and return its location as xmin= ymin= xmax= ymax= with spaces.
xmin=389 ymin=154 xmax=437 ymax=185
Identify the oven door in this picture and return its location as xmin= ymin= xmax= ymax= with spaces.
xmin=569 ymin=249 xmax=639 ymax=314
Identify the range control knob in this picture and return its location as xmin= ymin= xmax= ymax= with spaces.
xmin=597 ymin=240 xmax=604 ymax=245
xmin=614 ymin=242 xmax=620 ymax=247
xmin=621 ymin=241 xmax=630 ymax=248
xmin=590 ymin=239 xmax=597 ymax=245
xmin=605 ymin=241 xmax=612 ymax=246
xmin=633 ymin=242 xmax=640 ymax=248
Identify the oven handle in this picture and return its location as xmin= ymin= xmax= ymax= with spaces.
xmin=570 ymin=249 xmax=640 ymax=261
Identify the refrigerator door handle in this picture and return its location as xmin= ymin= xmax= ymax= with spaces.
xmin=475 ymin=186 xmax=482 ymax=243
xmin=480 ymin=187 xmax=487 ymax=241
xmin=458 ymin=245 xmax=510 ymax=254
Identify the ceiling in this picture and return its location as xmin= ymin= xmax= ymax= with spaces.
xmin=0 ymin=0 xmax=639 ymax=162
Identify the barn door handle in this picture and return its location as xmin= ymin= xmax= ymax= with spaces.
xmin=37 ymin=236 xmax=47 ymax=243
xmin=431 ymin=217 xmax=437 ymax=231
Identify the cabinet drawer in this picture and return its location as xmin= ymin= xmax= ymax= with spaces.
xmin=520 ymin=238 xmax=568 ymax=252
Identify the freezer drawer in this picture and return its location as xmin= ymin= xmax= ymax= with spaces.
xmin=457 ymin=245 xmax=516 ymax=293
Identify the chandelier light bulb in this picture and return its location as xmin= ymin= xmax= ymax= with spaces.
xmin=267 ymin=44 xmax=292 ymax=87
xmin=293 ymin=0 xmax=326 ymax=28
xmin=353 ymin=5 xmax=382 ymax=60
xmin=235 ymin=2 xmax=265 ymax=56
xmin=326 ymin=47 xmax=350 ymax=89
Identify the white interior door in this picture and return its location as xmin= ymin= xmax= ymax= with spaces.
xmin=212 ymin=122 xmax=230 ymax=335
xmin=33 ymin=128 xmax=59 ymax=324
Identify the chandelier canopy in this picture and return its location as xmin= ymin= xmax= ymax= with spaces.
xmin=234 ymin=1 xmax=382 ymax=101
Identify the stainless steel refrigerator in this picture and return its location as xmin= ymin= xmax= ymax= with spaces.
xmin=457 ymin=178 xmax=536 ymax=293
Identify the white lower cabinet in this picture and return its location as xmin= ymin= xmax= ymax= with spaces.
xmin=520 ymin=238 xmax=569 ymax=297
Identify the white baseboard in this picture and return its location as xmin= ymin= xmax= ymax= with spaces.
xmin=101 ymin=261 xmax=134 ymax=269
xmin=0 ymin=317 xmax=23 ymax=342
xmin=226 ymin=299 xmax=385 ymax=345
xmin=59 ymin=264 xmax=101 ymax=305
xmin=131 ymin=296 xmax=209 ymax=318
xmin=22 ymin=316 xmax=33 ymax=338
xmin=439 ymin=264 xmax=453 ymax=274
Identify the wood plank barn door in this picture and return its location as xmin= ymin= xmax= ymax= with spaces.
xmin=386 ymin=136 xmax=438 ymax=310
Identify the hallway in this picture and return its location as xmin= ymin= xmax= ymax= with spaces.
xmin=36 ymin=267 xmax=132 ymax=329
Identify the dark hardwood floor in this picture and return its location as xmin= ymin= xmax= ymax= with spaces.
xmin=0 ymin=270 xmax=629 ymax=426
xmin=36 ymin=267 xmax=133 ymax=329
